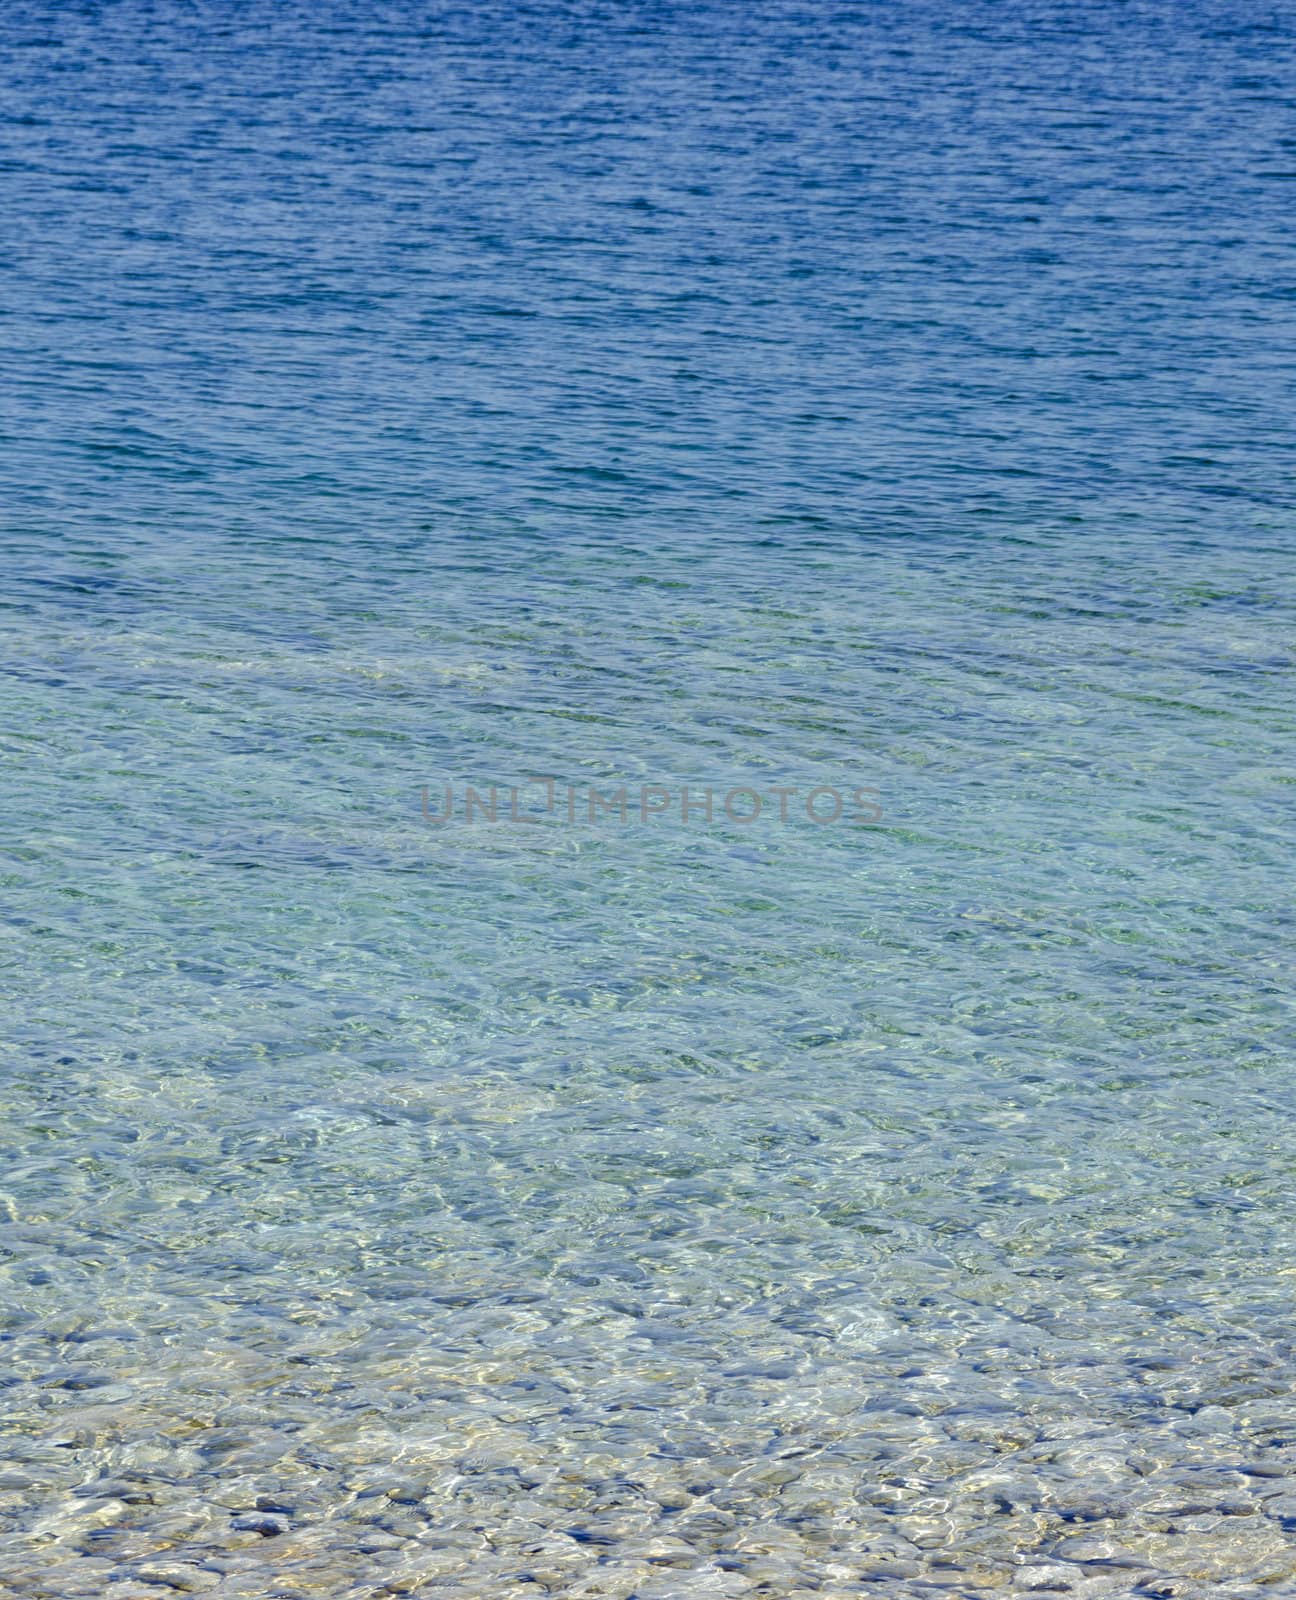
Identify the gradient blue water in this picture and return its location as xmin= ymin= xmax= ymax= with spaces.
xmin=2 ymin=3 xmax=1295 ymax=1596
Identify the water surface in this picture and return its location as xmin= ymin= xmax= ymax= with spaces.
xmin=2 ymin=2 xmax=1295 ymax=1596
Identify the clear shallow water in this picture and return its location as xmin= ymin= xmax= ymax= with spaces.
xmin=2 ymin=1 xmax=1295 ymax=1596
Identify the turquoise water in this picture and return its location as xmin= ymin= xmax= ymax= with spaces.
xmin=3 ymin=3 xmax=1296 ymax=1597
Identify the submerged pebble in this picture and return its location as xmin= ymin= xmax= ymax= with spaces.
xmin=229 ymin=1514 xmax=288 ymax=1537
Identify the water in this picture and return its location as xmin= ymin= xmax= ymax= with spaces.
xmin=2 ymin=1 xmax=1295 ymax=1595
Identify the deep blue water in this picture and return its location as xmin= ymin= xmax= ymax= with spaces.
xmin=2 ymin=3 xmax=1295 ymax=1596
